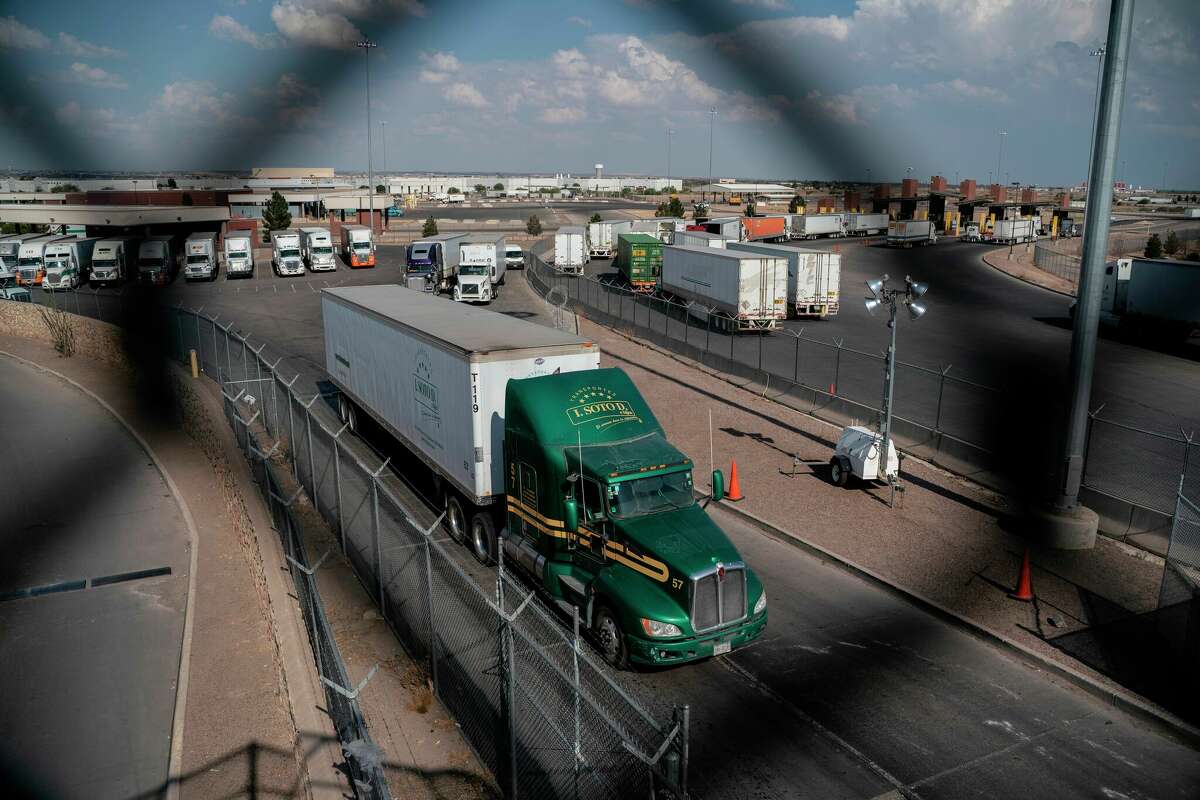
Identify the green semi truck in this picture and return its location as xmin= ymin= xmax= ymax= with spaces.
xmin=616 ymin=232 xmax=663 ymax=292
xmin=323 ymin=287 xmax=766 ymax=668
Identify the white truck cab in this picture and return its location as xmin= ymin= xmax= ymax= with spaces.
xmin=300 ymin=227 xmax=337 ymax=272
xmin=183 ymin=232 xmax=219 ymax=281
xmin=272 ymin=231 xmax=305 ymax=276
xmin=43 ymin=237 xmax=101 ymax=290
xmin=90 ymin=236 xmax=139 ymax=285
xmin=223 ymin=233 xmax=254 ymax=278
xmin=455 ymin=235 xmax=506 ymax=304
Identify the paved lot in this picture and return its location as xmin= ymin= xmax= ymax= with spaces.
xmin=0 ymin=356 xmax=189 ymax=798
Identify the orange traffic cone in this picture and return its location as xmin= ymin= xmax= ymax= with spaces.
xmin=727 ymin=460 xmax=745 ymax=502
xmin=1011 ymin=548 xmax=1034 ymax=602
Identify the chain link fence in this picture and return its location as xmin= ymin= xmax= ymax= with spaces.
xmin=1033 ymin=227 xmax=1200 ymax=287
xmin=167 ymin=302 xmax=690 ymax=800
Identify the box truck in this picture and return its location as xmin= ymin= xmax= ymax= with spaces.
xmin=183 ymin=232 xmax=219 ymax=281
xmin=43 ymin=237 xmax=102 ymax=290
xmin=89 ymin=236 xmax=139 ymax=285
xmin=991 ymin=218 xmax=1037 ymax=245
xmin=554 ymin=226 xmax=589 ymax=275
xmin=138 ymin=235 xmax=178 ymax=286
xmin=672 ymin=230 xmax=727 ymax=250
xmin=587 ymin=219 xmax=634 ymax=258
xmin=728 ymin=241 xmax=840 ymax=318
xmin=455 ymin=235 xmax=507 ymax=304
xmin=844 ymin=213 xmax=888 ymax=236
xmin=741 ymin=216 xmax=789 ymax=242
xmin=322 ymin=286 xmax=766 ymax=667
xmin=223 ymin=233 xmax=254 ymax=278
xmin=616 ymin=233 xmax=663 ymax=291
xmin=340 ymin=224 xmax=375 ymax=268
xmin=886 ymin=220 xmax=937 ymax=247
xmin=271 ymin=231 xmax=305 ymax=276
xmin=17 ymin=235 xmax=74 ymax=286
xmin=407 ymin=232 xmax=468 ymax=293
xmin=301 ymin=227 xmax=337 ymax=272
xmin=791 ymin=214 xmax=845 ymax=240
xmin=1088 ymin=257 xmax=1200 ymax=342
xmin=660 ymin=245 xmax=788 ymax=332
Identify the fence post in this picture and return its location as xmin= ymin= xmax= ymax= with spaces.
xmin=1181 ymin=430 xmax=1195 ymax=493
xmin=1081 ymin=404 xmax=1105 ymax=488
xmin=210 ymin=314 xmax=219 ymax=377
xmin=193 ymin=308 xmax=203 ymax=372
xmin=833 ymin=338 xmax=844 ymax=396
xmin=934 ymin=364 xmax=952 ymax=438
xmin=572 ymin=606 xmax=582 ymax=800
xmin=793 ymin=329 xmax=803 ymax=384
xmin=425 ymin=532 xmax=438 ymax=695
xmin=498 ymin=545 xmax=518 ymax=800
xmin=757 ymin=330 xmax=764 ymax=373
xmin=370 ymin=459 xmax=390 ymax=612
xmin=662 ymin=297 xmax=669 ymax=337
xmin=175 ymin=308 xmax=185 ymax=362
xmin=705 ymin=309 xmax=712 ymax=356
xmin=285 ymin=375 xmax=300 ymax=472
xmin=332 ymin=424 xmax=349 ymax=552
xmin=268 ymin=358 xmax=284 ymax=439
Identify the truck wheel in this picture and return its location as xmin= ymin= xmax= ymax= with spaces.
xmin=338 ymin=395 xmax=358 ymax=433
xmin=446 ymin=495 xmax=468 ymax=545
xmin=470 ymin=512 xmax=496 ymax=565
xmin=829 ymin=456 xmax=849 ymax=487
xmin=593 ymin=605 xmax=628 ymax=670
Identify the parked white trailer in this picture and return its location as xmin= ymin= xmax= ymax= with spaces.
xmin=43 ymin=237 xmax=102 ymax=290
xmin=660 ymin=245 xmax=788 ymax=332
xmin=272 ymin=231 xmax=305 ymax=276
xmin=791 ymin=214 xmax=845 ymax=240
xmin=223 ymin=232 xmax=254 ymax=278
xmin=844 ymin=213 xmax=889 ymax=236
xmin=886 ymin=220 xmax=937 ymax=247
xmin=991 ymin=218 xmax=1036 ymax=245
xmin=322 ymin=286 xmax=600 ymax=506
xmin=631 ymin=218 xmax=686 ymax=242
xmin=696 ymin=217 xmax=742 ymax=240
xmin=1096 ymin=257 xmax=1200 ymax=341
xmin=554 ymin=226 xmax=589 ymax=274
xmin=300 ymin=227 xmax=337 ymax=272
xmin=456 ymin=235 xmax=507 ymax=304
xmin=90 ymin=236 xmax=139 ymax=285
xmin=672 ymin=230 xmax=727 ymax=249
xmin=183 ymin=231 xmax=219 ymax=281
xmin=728 ymin=241 xmax=840 ymax=318
xmin=587 ymin=219 xmax=633 ymax=258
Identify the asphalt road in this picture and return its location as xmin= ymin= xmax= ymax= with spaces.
xmin=0 ymin=356 xmax=189 ymax=798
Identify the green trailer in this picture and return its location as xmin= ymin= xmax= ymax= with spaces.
xmin=616 ymin=233 xmax=662 ymax=292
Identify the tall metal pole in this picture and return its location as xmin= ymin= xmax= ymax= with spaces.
xmin=381 ymin=120 xmax=388 ymax=176
xmin=707 ymin=107 xmax=716 ymax=201
xmin=879 ymin=298 xmax=899 ymax=487
xmin=996 ymin=131 xmax=1007 ymax=192
xmin=1086 ymin=47 xmax=1105 ymax=189
xmin=357 ymin=39 xmax=377 ymax=233
xmin=1055 ymin=0 xmax=1134 ymax=510
xmin=667 ymin=128 xmax=675 ymax=194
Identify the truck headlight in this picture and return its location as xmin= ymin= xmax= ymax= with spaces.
xmin=641 ymin=618 xmax=683 ymax=638
xmin=754 ymin=589 xmax=767 ymax=616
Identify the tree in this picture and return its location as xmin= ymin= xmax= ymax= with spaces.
xmin=262 ymin=190 xmax=292 ymax=234
xmin=447 ymin=186 xmax=461 ymax=194
xmin=745 ymin=202 xmax=757 ymax=217
xmin=474 ymin=184 xmax=486 ymax=193
xmin=788 ymin=195 xmax=806 ymax=214
xmin=181 ymin=193 xmax=193 ymax=206
xmin=666 ymin=196 xmax=684 ymax=218
xmin=1186 ymin=251 xmax=1200 ymax=262
xmin=493 ymin=182 xmax=504 ymax=191
xmin=589 ymin=212 xmax=602 ymax=224
xmin=1164 ymin=230 xmax=1180 ymax=256
xmin=167 ymin=177 xmax=177 ymax=189
xmin=376 ymin=183 xmax=386 ymax=194
xmin=49 ymin=183 xmax=80 ymax=193
xmin=422 ymin=217 xmax=439 ymax=237
xmin=526 ymin=215 xmax=543 ymax=235
xmin=1144 ymin=233 xmax=1163 ymax=259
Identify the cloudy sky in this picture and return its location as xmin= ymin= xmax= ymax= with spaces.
xmin=0 ymin=0 xmax=1197 ymax=187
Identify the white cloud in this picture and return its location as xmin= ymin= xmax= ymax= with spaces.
xmin=613 ymin=36 xmax=720 ymax=105
xmin=444 ymin=82 xmax=488 ymax=108
xmin=0 ymin=15 xmax=49 ymax=49
xmin=58 ymin=32 xmax=126 ymax=58
xmin=567 ymin=16 xmax=592 ymax=28
xmin=420 ymin=51 xmax=461 ymax=72
xmin=539 ymin=106 xmax=586 ymax=125
xmin=419 ymin=69 xmax=449 ymax=84
xmin=158 ymin=80 xmax=239 ymax=123
xmin=732 ymin=0 xmax=791 ymax=9
xmin=62 ymin=62 xmax=128 ymax=90
xmin=926 ymin=78 xmax=1008 ymax=103
xmin=209 ymin=15 xmax=278 ymax=49
xmin=552 ymin=48 xmax=590 ymax=78
xmin=270 ymin=2 xmax=364 ymax=49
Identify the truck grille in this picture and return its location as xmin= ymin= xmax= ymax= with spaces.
xmin=461 ymin=284 xmax=479 ymax=295
xmin=691 ymin=565 xmax=746 ymax=633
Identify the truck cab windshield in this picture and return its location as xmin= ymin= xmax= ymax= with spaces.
xmin=186 ymin=255 xmax=209 ymax=264
xmin=607 ymin=471 xmax=694 ymax=519
xmin=312 ymin=246 xmax=333 ymax=255
xmin=280 ymin=248 xmax=300 ymax=258
xmin=18 ymin=257 xmax=40 ymax=267
xmin=459 ymin=264 xmax=489 ymax=276
xmin=353 ymin=243 xmax=370 ymax=252
xmin=140 ymin=258 xmax=164 ymax=268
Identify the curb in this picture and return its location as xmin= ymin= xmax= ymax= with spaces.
xmin=0 ymin=350 xmax=202 ymax=798
xmin=709 ymin=497 xmax=1200 ymax=750
xmin=979 ymin=249 xmax=1076 ymax=298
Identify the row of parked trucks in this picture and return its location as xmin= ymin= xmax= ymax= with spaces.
xmin=404 ymin=233 xmax=524 ymax=304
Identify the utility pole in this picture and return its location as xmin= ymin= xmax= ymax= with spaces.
xmin=1086 ymin=46 xmax=1106 ymax=190
xmin=666 ymin=128 xmax=675 ymax=195
xmin=707 ymin=107 xmax=716 ymax=202
xmin=1048 ymin=0 xmax=1134 ymax=548
xmin=381 ymin=120 xmax=388 ymax=176
xmin=996 ymin=130 xmax=1007 ymax=191
xmin=357 ymin=39 xmax=377 ymax=233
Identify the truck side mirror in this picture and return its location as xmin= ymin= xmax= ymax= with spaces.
xmin=562 ymin=496 xmax=579 ymax=533
xmin=711 ymin=470 xmax=725 ymax=502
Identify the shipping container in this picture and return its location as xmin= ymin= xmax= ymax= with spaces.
xmin=672 ymin=230 xmax=727 ymax=249
xmin=728 ymin=241 xmax=840 ymax=318
xmin=554 ymin=226 xmax=589 ymax=274
xmin=616 ymin=233 xmax=663 ymax=291
xmin=844 ymin=212 xmax=889 ymax=236
xmin=741 ymin=215 xmax=789 ymax=242
xmin=886 ymin=220 xmax=937 ymax=247
xmin=660 ymin=245 xmax=788 ymax=332
xmin=790 ymin=213 xmax=845 ymax=239
xmin=587 ymin=219 xmax=634 ymax=258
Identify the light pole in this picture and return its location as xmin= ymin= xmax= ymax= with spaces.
xmin=996 ymin=131 xmax=1007 ymax=192
xmin=864 ymin=274 xmax=929 ymax=506
xmin=357 ymin=39 xmax=377 ymax=232
xmin=381 ymin=120 xmax=388 ymax=177
xmin=666 ymin=128 xmax=676 ymax=195
xmin=707 ymin=107 xmax=716 ymax=202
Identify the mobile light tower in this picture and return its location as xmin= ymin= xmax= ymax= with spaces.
xmin=829 ymin=274 xmax=929 ymax=506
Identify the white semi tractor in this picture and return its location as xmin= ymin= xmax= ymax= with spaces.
xmin=660 ymin=245 xmax=789 ymax=332
xmin=340 ymin=224 xmax=375 ymax=268
xmin=18 ymin=235 xmax=74 ymax=286
xmin=43 ymin=237 xmax=102 ymax=290
xmin=728 ymin=241 xmax=841 ymax=319
xmin=455 ymin=235 xmax=507 ymax=304
xmin=272 ymin=231 xmax=305 ymax=276
xmin=407 ymin=232 xmax=468 ymax=293
xmin=184 ymin=232 xmax=219 ymax=281
xmin=223 ymin=232 xmax=254 ymax=278
xmin=138 ymin=235 xmax=178 ymax=286
xmin=90 ymin=236 xmax=140 ymax=285
xmin=301 ymin=227 xmax=337 ymax=272
xmin=1 ymin=233 xmax=52 ymax=282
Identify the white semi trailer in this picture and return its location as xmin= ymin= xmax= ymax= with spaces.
xmin=554 ymin=226 xmax=589 ymax=274
xmin=728 ymin=241 xmax=841 ymax=318
xmin=587 ymin=219 xmax=634 ymax=258
xmin=886 ymin=220 xmax=937 ymax=247
xmin=791 ymin=214 xmax=845 ymax=240
xmin=844 ymin=213 xmax=889 ymax=236
xmin=991 ymin=218 xmax=1037 ymax=245
xmin=672 ymin=230 xmax=727 ymax=249
xmin=659 ymin=245 xmax=788 ymax=332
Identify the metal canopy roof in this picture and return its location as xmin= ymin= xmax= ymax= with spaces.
xmin=0 ymin=204 xmax=230 ymax=226
xmin=697 ymin=183 xmax=795 ymax=193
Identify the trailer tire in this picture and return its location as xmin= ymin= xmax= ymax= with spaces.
xmin=470 ymin=512 xmax=497 ymax=565
xmin=593 ymin=604 xmax=629 ymax=670
xmin=446 ymin=494 xmax=468 ymax=545
xmin=829 ymin=456 xmax=850 ymax=487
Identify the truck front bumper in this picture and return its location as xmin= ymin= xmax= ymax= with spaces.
xmin=625 ymin=611 xmax=767 ymax=666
